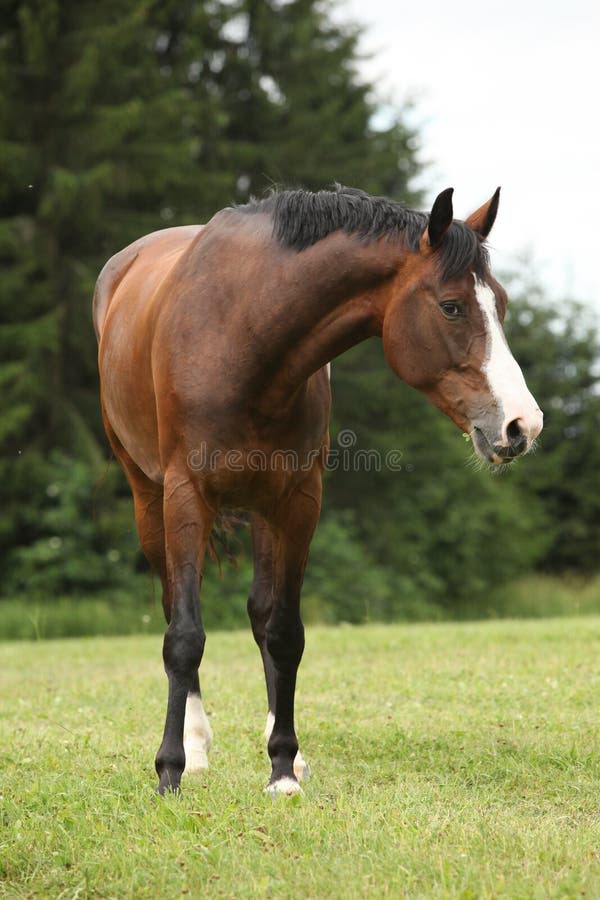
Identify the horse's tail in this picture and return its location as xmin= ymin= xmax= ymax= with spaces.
xmin=208 ymin=511 xmax=249 ymax=574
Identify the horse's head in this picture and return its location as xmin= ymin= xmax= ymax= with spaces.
xmin=382 ymin=188 xmax=543 ymax=464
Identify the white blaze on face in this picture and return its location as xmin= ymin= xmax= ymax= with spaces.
xmin=473 ymin=275 xmax=543 ymax=445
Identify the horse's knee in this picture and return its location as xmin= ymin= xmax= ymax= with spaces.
xmin=265 ymin=615 xmax=304 ymax=672
xmin=247 ymin=583 xmax=272 ymax=643
xmin=162 ymin=621 xmax=205 ymax=681
xmin=247 ymin=588 xmax=262 ymax=635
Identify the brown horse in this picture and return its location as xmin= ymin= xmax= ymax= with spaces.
xmin=94 ymin=185 xmax=543 ymax=795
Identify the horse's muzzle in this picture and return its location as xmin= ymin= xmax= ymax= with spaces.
xmin=472 ymin=419 xmax=535 ymax=465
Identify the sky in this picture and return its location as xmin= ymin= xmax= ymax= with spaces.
xmin=338 ymin=0 xmax=600 ymax=312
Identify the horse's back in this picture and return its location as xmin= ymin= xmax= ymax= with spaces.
xmin=93 ymin=225 xmax=204 ymax=342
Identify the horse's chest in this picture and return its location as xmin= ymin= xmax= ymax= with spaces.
xmin=188 ymin=434 xmax=327 ymax=511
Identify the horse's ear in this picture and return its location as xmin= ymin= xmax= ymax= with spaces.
xmin=466 ymin=187 xmax=501 ymax=238
xmin=423 ymin=187 xmax=454 ymax=249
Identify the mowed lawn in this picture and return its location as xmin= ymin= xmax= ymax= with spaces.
xmin=2 ymin=618 xmax=600 ymax=898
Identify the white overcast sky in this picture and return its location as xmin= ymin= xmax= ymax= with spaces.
xmin=338 ymin=0 xmax=600 ymax=313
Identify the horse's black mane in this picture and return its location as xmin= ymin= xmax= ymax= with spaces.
xmin=240 ymin=185 xmax=489 ymax=281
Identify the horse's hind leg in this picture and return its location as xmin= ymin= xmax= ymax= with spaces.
xmin=248 ymin=517 xmax=309 ymax=782
xmin=154 ymin=468 xmax=215 ymax=793
xmin=265 ymin=480 xmax=321 ymax=796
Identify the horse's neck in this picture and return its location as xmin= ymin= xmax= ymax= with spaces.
xmin=252 ymin=230 xmax=401 ymax=407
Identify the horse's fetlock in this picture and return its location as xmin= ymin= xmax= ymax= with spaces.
xmin=268 ymin=734 xmax=299 ymax=764
xmin=155 ymin=742 xmax=186 ymax=777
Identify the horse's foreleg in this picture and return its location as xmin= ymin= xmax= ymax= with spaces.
xmin=137 ymin=499 xmax=212 ymax=777
xmin=110 ymin=432 xmax=213 ymax=779
xmin=154 ymin=472 xmax=214 ymax=794
xmin=139 ymin=498 xmax=212 ymax=777
xmin=248 ymin=517 xmax=310 ymax=782
xmin=264 ymin=474 xmax=321 ymax=796
xmin=264 ymin=708 xmax=310 ymax=782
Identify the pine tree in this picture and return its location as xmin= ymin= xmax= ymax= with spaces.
xmin=0 ymin=0 xmax=220 ymax=592
xmin=0 ymin=0 xmax=422 ymax=609
xmin=503 ymin=274 xmax=600 ymax=574
xmin=202 ymin=0 xmax=420 ymax=201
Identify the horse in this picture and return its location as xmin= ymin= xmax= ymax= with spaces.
xmin=94 ymin=184 xmax=543 ymax=796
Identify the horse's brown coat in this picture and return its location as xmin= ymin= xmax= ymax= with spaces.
xmin=95 ymin=189 xmax=541 ymax=793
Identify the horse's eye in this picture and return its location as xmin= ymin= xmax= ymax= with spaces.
xmin=439 ymin=300 xmax=465 ymax=319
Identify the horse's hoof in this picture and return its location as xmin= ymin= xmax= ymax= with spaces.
xmin=156 ymin=778 xmax=182 ymax=796
xmin=293 ymin=751 xmax=311 ymax=782
xmin=265 ymin=776 xmax=303 ymax=798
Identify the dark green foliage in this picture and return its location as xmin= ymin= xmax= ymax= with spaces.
xmin=502 ymin=269 xmax=600 ymax=574
xmin=0 ymin=0 xmax=418 ymax=619
xmin=3 ymin=452 xmax=141 ymax=598
xmin=203 ymin=0 xmax=419 ymax=199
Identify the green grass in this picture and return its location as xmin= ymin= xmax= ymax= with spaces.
xmin=2 ymin=618 xmax=600 ymax=898
xmin=2 ymin=574 xmax=600 ymax=641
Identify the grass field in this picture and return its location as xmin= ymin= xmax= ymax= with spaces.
xmin=2 ymin=618 xmax=600 ymax=898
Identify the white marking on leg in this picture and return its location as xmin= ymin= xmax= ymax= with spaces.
xmin=264 ymin=710 xmax=275 ymax=742
xmin=265 ymin=777 xmax=303 ymax=798
xmin=293 ymin=750 xmax=311 ymax=782
xmin=473 ymin=275 xmax=542 ymax=442
xmin=183 ymin=693 xmax=213 ymax=774
xmin=264 ymin=710 xmax=310 ymax=782
xmin=326 ymin=362 xmax=331 ymax=379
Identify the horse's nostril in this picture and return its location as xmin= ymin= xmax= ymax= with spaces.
xmin=506 ymin=418 xmax=527 ymax=454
